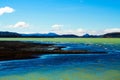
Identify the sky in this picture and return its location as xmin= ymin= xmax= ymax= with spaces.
xmin=0 ymin=0 xmax=120 ymax=35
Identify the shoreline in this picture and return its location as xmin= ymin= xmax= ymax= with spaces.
xmin=0 ymin=41 xmax=107 ymax=61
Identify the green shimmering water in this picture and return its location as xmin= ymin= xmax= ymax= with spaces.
xmin=0 ymin=68 xmax=120 ymax=80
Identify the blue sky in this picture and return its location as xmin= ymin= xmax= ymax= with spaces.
xmin=0 ymin=0 xmax=120 ymax=35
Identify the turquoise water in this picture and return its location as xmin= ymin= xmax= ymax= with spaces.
xmin=0 ymin=43 xmax=120 ymax=80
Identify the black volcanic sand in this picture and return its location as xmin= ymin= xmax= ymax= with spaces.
xmin=0 ymin=41 xmax=107 ymax=61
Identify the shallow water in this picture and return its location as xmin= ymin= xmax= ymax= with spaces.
xmin=0 ymin=43 xmax=120 ymax=80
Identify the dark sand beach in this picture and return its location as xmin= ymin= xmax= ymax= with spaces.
xmin=0 ymin=41 xmax=107 ymax=61
xmin=0 ymin=41 xmax=106 ymax=60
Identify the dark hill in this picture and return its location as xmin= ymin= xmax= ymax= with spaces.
xmin=0 ymin=31 xmax=21 ymax=37
xmin=103 ymin=32 xmax=120 ymax=38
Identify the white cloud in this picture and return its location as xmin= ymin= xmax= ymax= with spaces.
xmin=51 ymin=27 xmax=86 ymax=36
xmin=104 ymin=28 xmax=120 ymax=33
xmin=62 ymin=28 xmax=86 ymax=36
xmin=0 ymin=6 xmax=14 ymax=16
xmin=51 ymin=24 xmax=63 ymax=30
xmin=51 ymin=24 xmax=64 ymax=33
xmin=51 ymin=24 xmax=100 ymax=36
xmin=51 ymin=25 xmax=87 ymax=36
xmin=8 ymin=22 xmax=29 ymax=28
xmin=50 ymin=27 xmax=120 ymax=36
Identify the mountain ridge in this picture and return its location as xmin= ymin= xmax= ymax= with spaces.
xmin=0 ymin=31 xmax=120 ymax=38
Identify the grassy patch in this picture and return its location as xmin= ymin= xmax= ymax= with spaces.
xmin=0 ymin=38 xmax=120 ymax=44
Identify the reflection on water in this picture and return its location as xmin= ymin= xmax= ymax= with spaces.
xmin=0 ymin=43 xmax=120 ymax=80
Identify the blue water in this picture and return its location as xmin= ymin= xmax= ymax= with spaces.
xmin=0 ymin=43 xmax=120 ymax=80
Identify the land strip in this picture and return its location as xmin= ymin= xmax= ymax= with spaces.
xmin=0 ymin=41 xmax=107 ymax=61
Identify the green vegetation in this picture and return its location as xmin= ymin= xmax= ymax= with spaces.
xmin=0 ymin=38 xmax=120 ymax=44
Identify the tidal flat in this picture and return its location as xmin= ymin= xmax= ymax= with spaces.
xmin=0 ymin=38 xmax=120 ymax=80
xmin=0 ymin=41 xmax=108 ymax=61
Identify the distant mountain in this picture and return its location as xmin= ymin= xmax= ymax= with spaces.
xmin=103 ymin=32 xmax=120 ymax=38
xmin=82 ymin=33 xmax=101 ymax=38
xmin=21 ymin=32 xmax=59 ymax=37
xmin=21 ymin=33 xmax=79 ymax=38
xmin=82 ymin=33 xmax=90 ymax=38
xmin=0 ymin=31 xmax=21 ymax=37
xmin=60 ymin=34 xmax=79 ymax=38
xmin=0 ymin=31 xmax=119 ymax=38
